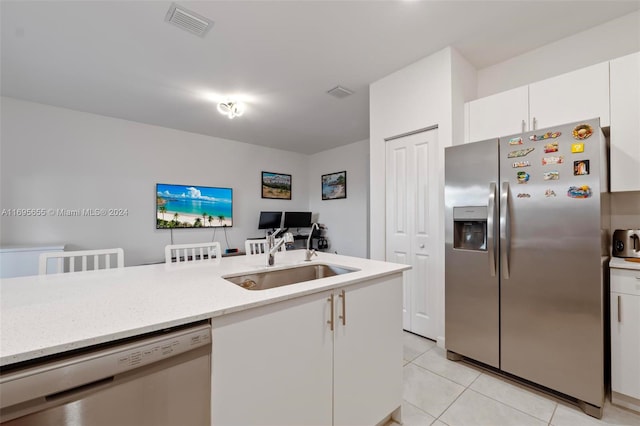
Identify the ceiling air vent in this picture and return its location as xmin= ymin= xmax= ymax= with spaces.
xmin=327 ymin=86 xmax=354 ymax=99
xmin=165 ymin=3 xmax=213 ymax=37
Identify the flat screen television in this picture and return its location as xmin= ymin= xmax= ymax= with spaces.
xmin=156 ymin=183 xmax=233 ymax=229
xmin=258 ymin=211 xmax=282 ymax=230
xmin=283 ymin=211 xmax=312 ymax=229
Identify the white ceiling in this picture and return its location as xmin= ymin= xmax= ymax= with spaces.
xmin=2 ymin=1 xmax=638 ymax=154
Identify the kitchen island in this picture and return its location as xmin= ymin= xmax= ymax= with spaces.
xmin=1 ymin=250 xmax=409 ymax=425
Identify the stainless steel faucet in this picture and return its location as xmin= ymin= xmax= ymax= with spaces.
xmin=266 ymin=228 xmax=293 ymax=266
xmin=305 ymin=223 xmax=320 ymax=261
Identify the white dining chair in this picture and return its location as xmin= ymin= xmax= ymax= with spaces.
xmin=245 ymin=239 xmax=285 ymax=255
xmin=165 ymin=242 xmax=222 ymax=263
xmin=39 ymin=248 xmax=125 ymax=275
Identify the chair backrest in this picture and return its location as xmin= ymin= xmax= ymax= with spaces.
xmin=39 ymin=248 xmax=125 ymax=275
xmin=165 ymin=242 xmax=221 ymax=264
xmin=244 ymin=239 xmax=285 ymax=255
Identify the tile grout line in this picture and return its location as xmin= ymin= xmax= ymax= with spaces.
xmin=548 ymin=403 xmax=558 ymax=426
xmin=434 ymin=386 xmax=470 ymax=423
xmin=462 ymin=387 xmax=555 ymax=425
xmin=408 ymin=358 xmax=481 ymax=389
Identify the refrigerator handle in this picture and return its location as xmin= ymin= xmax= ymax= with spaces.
xmin=500 ymin=181 xmax=511 ymax=279
xmin=487 ymin=182 xmax=497 ymax=277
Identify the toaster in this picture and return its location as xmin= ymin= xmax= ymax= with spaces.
xmin=612 ymin=229 xmax=640 ymax=258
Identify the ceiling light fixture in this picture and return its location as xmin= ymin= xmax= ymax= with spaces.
xmin=217 ymin=100 xmax=245 ymax=119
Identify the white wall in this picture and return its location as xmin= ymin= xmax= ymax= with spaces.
xmin=308 ymin=140 xmax=369 ymax=258
xmin=0 ymin=97 xmax=311 ymax=266
xmin=370 ymin=47 xmax=462 ymax=342
xmin=611 ymin=192 xmax=640 ymax=230
xmin=451 ymin=48 xmax=477 ymax=146
xmin=477 ymin=10 xmax=640 ymax=97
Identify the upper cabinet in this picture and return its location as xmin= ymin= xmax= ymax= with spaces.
xmin=610 ymin=52 xmax=640 ymax=192
xmin=467 ymin=86 xmax=528 ymax=142
xmin=529 ymin=62 xmax=610 ymax=130
xmin=465 ymin=61 xmax=610 ymax=143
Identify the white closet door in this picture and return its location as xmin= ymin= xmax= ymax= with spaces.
xmin=385 ymin=128 xmax=439 ymax=339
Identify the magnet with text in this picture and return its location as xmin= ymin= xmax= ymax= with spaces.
xmin=573 ymin=160 xmax=590 ymax=176
xmin=517 ymin=193 xmax=531 ymax=198
xmin=517 ymin=171 xmax=530 ymax=184
xmin=509 ymin=137 xmax=523 ymax=145
xmin=529 ymin=131 xmax=561 ymax=141
xmin=512 ymin=161 xmax=531 ymax=168
xmin=544 ymin=189 xmax=557 ymax=197
xmin=543 ymin=171 xmax=559 ymax=180
xmin=572 ymin=124 xmax=593 ymax=140
xmin=508 ymin=147 xmax=535 ymax=158
xmin=571 ymin=143 xmax=584 ymax=153
xmin=542 ymin=155 xmax=564 ymax=165
xmin=544 ymin=142 xmax=559 ymax=153
xmin=567 ymin=186 xmax=592 ymax=199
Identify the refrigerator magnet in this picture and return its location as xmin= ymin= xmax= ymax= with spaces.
xmin=529 ymin=131 xmax=561 ymax=141
xmin=509 ymin=137 xmax=523 ymax=145
xmin=542 ymin=155 xmax=564 ymax=165
xmin=543 ymin=142 xmax=559 ymax=153
xmin=571 ymin=143 xmax=584 ymax=153
xmin=512 ymin=161 xmax=531 ymax=168
xmin=508 ymin=147 xmax=535 ymax=158
xmin=573 ymin=160 xmax=590 ymax=176
xmin=517 ymin=193 xmax=531 ymax=198
xmin=543 ymin=171 xmax=559 ymax=180
xmin=544 ymin=189 xmax=557 ymax=197
xmin=567 ymin=185 xmax=592 ymax=198
xmin=517 ymin=171 xmax=530 ymax=184
xmin=572 ymin=124 xmax=593 ymax=140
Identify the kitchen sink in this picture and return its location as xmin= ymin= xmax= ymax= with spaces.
xmin=224 ymin=264 xmax=358 ymax=290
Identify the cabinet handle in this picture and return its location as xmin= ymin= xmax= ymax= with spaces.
xmin=521 ymin=119 xmax=526 ymax=133
xmin=327 ymin=294 xmax=334 ymax=331
xmin=532 ymin=117 xmax=537 ymax=130
xmin=618 ymin=295 xmax=622 ymax=323
xmin=338 ymin=290 xmax=346 ymax=326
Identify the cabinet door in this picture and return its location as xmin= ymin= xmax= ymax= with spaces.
xmin=211 ymin=290 xmax=333 ymax=426
xmin=333 ymin=275 xmax=403 ymax=426
xmin=611 ymin=269 xmax=640 ymax=402
xmin=610 ymin=52 xmax=640 ymax=192
xmin=468 ymin=86 xmax=528 ymax=142
xmin=529 ymin=61 xmax=609 ymax=130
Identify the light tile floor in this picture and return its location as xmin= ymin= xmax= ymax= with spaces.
xmin=394 ymin=331 xmax=640 ymax=426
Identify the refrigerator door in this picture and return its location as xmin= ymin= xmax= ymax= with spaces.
xmin=499 ymin=118 xmax=605 ymax=407
xmin=445 ymin=139 xmax=500 ymax=368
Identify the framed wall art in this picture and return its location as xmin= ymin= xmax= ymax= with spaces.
xmin=322 ymin=171 xmax=346 ymax=200
xmin=262 ymin=171 xmax=292 ymax=200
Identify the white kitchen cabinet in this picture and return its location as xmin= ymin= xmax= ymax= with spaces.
xmin=211 ymin=274 xmax=403 ymax=426
xmin=610 ymin=266 xmax=640 ymax=413
xmin=467 ymin=86 xmax=528 ymax=143
xmin=528 ymin=61 xmax=610 ymax=130
xmin=465 ymin=61 xmax=611 ymax=143
xmin=610 ymin=52 xmax=640 ymax=192
xmin=333 ymin=276 xmax=403 ymax=426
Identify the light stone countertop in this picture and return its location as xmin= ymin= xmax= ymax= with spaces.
xmin=0 ymin=250 xmax=410 ymax=366
xmin=610 ymin=257 xmax=640 ymax=271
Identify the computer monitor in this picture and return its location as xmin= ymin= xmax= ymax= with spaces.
xmin=258 ymin=211 xmax=282 ymax=229
xmin=283 ymin=212 xmax=312 ymax=229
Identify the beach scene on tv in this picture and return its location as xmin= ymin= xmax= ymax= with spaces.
xmin=156 ymin=184 xmax=233 ymax=229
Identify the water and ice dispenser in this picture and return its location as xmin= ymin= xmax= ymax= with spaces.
xmin=453 ymin=207 xmax=487 ymax=251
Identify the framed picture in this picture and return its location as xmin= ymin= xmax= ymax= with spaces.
xmin=262 ymin=171 xmax=292 ymax=199
xmin=322 ymin=171 xmax=347 ymax=200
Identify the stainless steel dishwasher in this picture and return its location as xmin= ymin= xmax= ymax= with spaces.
xmin=0 ymin=322 xmax=211 ymax=425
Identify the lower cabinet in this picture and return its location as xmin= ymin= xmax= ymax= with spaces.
xmin=610 ymin=267 xmax=640 ymax=413
xmin=211 ymin=274 xmax=403 ymax=426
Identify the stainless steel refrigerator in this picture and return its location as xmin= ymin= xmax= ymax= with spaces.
xmin=444 ymin=118 xmax=609 ymax=418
